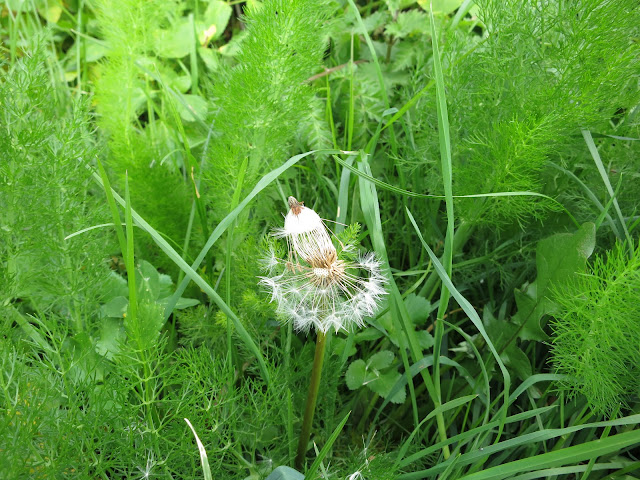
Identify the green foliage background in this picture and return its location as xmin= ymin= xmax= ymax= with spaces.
xmin=1 ymin=0 xmax=639 ymax=478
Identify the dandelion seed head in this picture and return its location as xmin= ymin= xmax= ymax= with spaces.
xmin=341 ymin=242 xmax=356 ymax=253
xmin=286 ymin=286 xmax=302 ymax=298
xmin=323 ymin=313 xmax=344 ymax=333
xmin=258 ymin=275 xmax=284 ymax=303
xmin=317 ymin=287 xmax=329 ymax=296
xmin=359 ymin=252 xmax=379 ymax=268
xmin=136 ymin=450 xmax=156 ymax=480
xmin=258 ymin=196 xmax=388 ymax=334
xmin=352 ymin=293 xmax=374 ymax=317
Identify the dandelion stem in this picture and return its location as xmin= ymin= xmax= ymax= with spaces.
xmin=295 ymin=330 xmax=327 ymax=470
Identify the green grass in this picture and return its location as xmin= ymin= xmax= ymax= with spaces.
xmin=1 ymin=0 xmax=640 ymax=478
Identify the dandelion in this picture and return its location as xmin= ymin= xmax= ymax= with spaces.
xmin=258 ymin=195 xmax=387 ymax=469
xmin=259 ymin=196 xmax=386 ymax=334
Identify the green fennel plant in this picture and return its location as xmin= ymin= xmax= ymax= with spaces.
xmin=551 ymin=241 xmax=640 ymax=416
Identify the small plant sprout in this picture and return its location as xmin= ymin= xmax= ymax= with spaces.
xmin=258 ymin=196 xmax=387 ymax=470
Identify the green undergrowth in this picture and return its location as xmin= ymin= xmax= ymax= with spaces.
xmin=1 ymin=0 xmax=640 ymax=479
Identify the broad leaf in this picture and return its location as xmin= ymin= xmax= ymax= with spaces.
xmin=369 ymin=350 xmax=394 ymax=370
xmin=346 ymin=359 xmax=366 ymax=390
xmin=198 ymin=0 xmax=232 ymax=44
xmin=512 ymin=223 xmax=595 ymax=342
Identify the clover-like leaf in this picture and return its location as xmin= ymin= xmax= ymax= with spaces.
xmin=368 ymin=350 xmax=394 ymax=370
xmin=345 ymin=359 xmax=366 ymax=390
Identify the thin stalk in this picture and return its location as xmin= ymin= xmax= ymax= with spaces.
xmin=286 ymin=320 xmax=295 ymax=463
xmin=189 ymin=13 xmax=199 ymax=95
xmin=295 ymin=330 xmax=328 ymax=470
xmin=76 ymin=0 xmax=84 ymax=96
xmin=225 ymin=158 xmax=248 ymax=381
xmin=356 ymin=393 xmax=379 ymax=432
xmin=346 ymin=34 xmax=355 ymax=151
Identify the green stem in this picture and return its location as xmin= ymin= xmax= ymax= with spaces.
xmin=356 ymin=392 xmax=379 ymax=432
xmin=295 ymin=330 xmax=327 ymax=470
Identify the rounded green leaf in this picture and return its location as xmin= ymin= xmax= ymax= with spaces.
xmin=346 ymin=359 xmax=366 ymax=390
xmin=156 ymin=19 xmax=194 ymax=58
xmin=369 ymin=350 xmax=394 ymax=370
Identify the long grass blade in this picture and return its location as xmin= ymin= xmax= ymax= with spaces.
xmin=96 ymin=159 xmax=127 ymax=257
xmin=124 ymin=172 xmax=137 ymax=324
xmin=333 ymin=155 xmax=561 ymax=203
xmin=400 ymin=415 xmax=640 ymax=478
xmin=406 ymin=208 xmax=511 ymax=439
xmin=394 ymin=395 xmax=478 ymax=469
xmin=358 ymin=158 xmax=450 ymax=457
xmin=582 ymin=129 xmax=633 ymax=248
xmin=399 ymin=407 xmax=558 ymax=470
xmin=456 ymin=429 xmax=640 ymax=480
xmin=304 ymin=411 xmax=351 ymax=479
xmin=429 ymin=2 xmax=455 ymax=446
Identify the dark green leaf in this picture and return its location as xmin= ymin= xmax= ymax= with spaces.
xmin=346 ymin=359 xmax=366 ymax=390
xmin=404 ymin=293 xmax=432 ymax=325
xmin=512 ymin=223 xmax=595 ymax=341
xmin=95 ymin=318 xmax=125 ymax=360
xmin=101 ymin=296 xmax=129 ymax=318
xmin=369 ymin=350 xmax=394 ymax=370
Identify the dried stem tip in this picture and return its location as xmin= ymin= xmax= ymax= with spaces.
xmin=288 ymin=196 xmax=304 ymax=215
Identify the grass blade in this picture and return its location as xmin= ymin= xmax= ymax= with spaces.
xmin=406 ymin=208 xmax=511 ymax=439
xmin=358 ymin=157 xmax=450 ymax=457
xmin=457 ymin=429 xmax=640 ymax=480
xmin=400 ymin=415 xmax=640 ymax=478
xmin=507 ymin=374 xmax=565 ymax=405
xmin=399 ymin=407 xmax=558 ymax=470
xmin=96 ymin=158 xmax=126 ymax=258
xmin=395 ymin=395 xmax=478 ymax=469
xmin=346 ymin=0 xmax=400 ymax=155
xmin=510 ymin=462 xmax=630 ymax=480
xmin=582 ymin=129 xmax=632 ymax=247
xmin=547 ymin=162 xmax=621 ymax=238
xmin=304 ymin=411 xmax=351 ymax=479
xmin=124 ymin=172 xmax=137 ymax=324
xmin=184 ymin=418 xmax=213 ymax=480
xmin=333 ymin=155 xmax=557 ymax=202
xmin=429 ymin=2 xmax=455 ymax=445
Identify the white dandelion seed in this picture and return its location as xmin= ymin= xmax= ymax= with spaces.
xmin=259 ymin=196 xmax=387 ymax=334
xmin=136 ymin=450 xmax=156 ymax=480
xmin=259 ymin=245 xmax=280 ymax=274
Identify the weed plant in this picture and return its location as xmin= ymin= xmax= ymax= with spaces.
xmin=1 ymin=0 xmax=640 ymax=479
